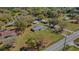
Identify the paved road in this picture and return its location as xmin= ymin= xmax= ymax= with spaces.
xmin=45 ymin=30 xmax=79 ymax=51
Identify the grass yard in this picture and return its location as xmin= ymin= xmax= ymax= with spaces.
xmin=66 ymin=22 xmax=79 ymax=31
xmin=62 ymin=30 xmax=71 ymax=35
xmin=64 ymin=46 xmax=79 ymax=51
xmin=34 ymin=22 xmax=47 ymax=27
xmin=12 ymin=26 xmax=64 ymax=50
xmin=74 ymin=38 xmax=79 ymax=42
xmin=26 ymin=29 xmax=64 ymax=47
xmin=11 ymin=26 xmax=33 ymax=51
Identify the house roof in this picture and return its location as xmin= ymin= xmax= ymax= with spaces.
xmin=0 ymin=30 xmax=16 ymax=37
xmin=32 ymin=26 xmax=44 ymax=31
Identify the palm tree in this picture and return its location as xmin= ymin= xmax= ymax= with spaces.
xmin=15 ymin=18 xmax=27 ymax=31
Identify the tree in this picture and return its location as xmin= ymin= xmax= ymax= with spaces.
xmin=15 ymin=15 xmax=34 ymax=30
xmin=37 ymin=14 xmax=45 ymax=20
xmin=0 ymin=13 xmax=13 ymax=24
xmin=24 ymin=15 xmax=34 ymax=25
xmin=75 ymin=15 xmax=79 ymax=24
xmin=49 ymin=18 xmax=59 ymax=27
xmin=58 ymin=20 xmax=66 ymax=31
xmin=47 ymin=10 xmax=58 ymax=18
xmin=26 ymin=37 xmax=36 ymax=49
xmin=25 ymin=37 xmax=43 ymax=51
xmin=15 ymin=16 xmax=27 ymax=31
xmin=54 ymin=25 xmax=61 ymax=33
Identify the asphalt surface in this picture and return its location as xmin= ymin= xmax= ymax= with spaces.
xmin=45 ymin=30 xmax=79 ymax=51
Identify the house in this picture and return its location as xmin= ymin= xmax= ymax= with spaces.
xmin=33 ymin=18 xmax=42 ymax=24
xmin=0 ymin=30 xmax=16 ymax=38
xmin=64 ymin=16 xmax=70 ymax=20
xmin=31 ymin=26 xmax=46 ymax=32
xmin=69 ymin=20 xmax=79 ymax=24
xmin=33 ymin=20 xmax=40 ymax=24
xmin=0 ymin=29 xmax=17 ymax=46
xmin=0 ymin=29 xmax=21 ymax=46
xmin=41 ymin=20 xmax=48 ymax=24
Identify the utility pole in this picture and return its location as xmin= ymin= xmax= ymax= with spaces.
xmin=63 ymin=35 xmax=68 ymax=51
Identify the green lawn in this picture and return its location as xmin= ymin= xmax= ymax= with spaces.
xmin=64 ymin=46 xmax=79 ymax=51
xmin=24 ymin=29 xmax=64 ymax=47
xmin=66 ymin=22 xmax=79 ymax=31
xmin=34 ymin=22 xmax=47 ymax=27
xmin=74 ymin=38 xmax=79 ymax=43
xmin=62 ymin=31 xmax=71 ymax=35
xmin=12 ymin=26 xmax=64 ymax=50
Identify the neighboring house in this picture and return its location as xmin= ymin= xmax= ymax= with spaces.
xmin=0 ymin=28 xmax=21 ymax=38
xmin=64 ymin=16 xmax=70 ymax=20
xmin=0 ymin=29 xmax=16 ymax=46
xmin=41 ymin=20 xmax=48 ymax=24
xmin=0 ymin=30 xmax=16 ymax=38
xmin=33 ymin=20 xmax=40 ymax=24
xmin=0 ymin=29 xmax=21 ymax=47
xmin=33 ymin=18 xmax=42 ymax=24
xmin=69 ymin=20 xmax=79 ymax=24
xmin=31 ymin=26 xmax=46 ymax=32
